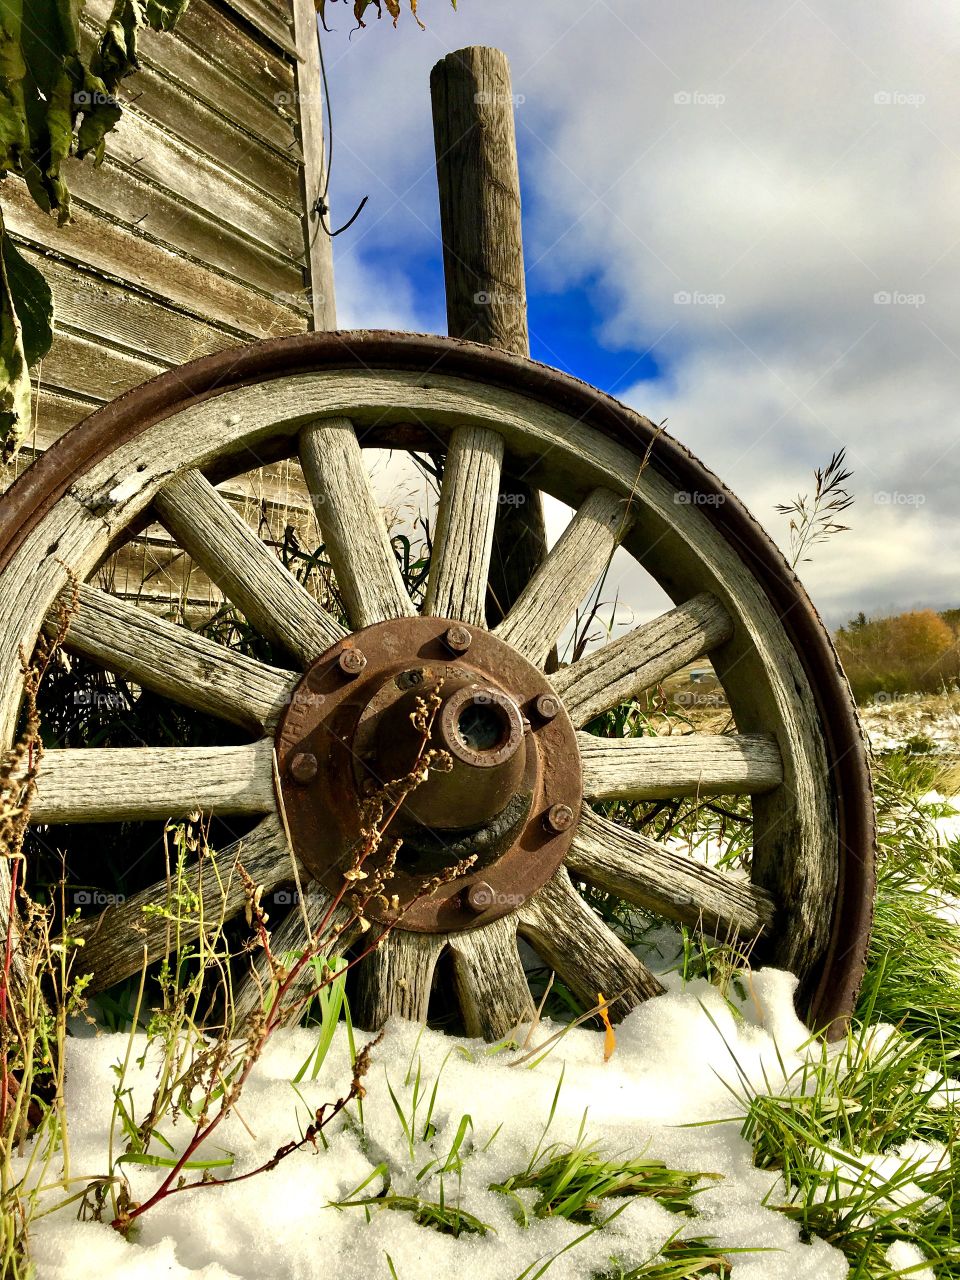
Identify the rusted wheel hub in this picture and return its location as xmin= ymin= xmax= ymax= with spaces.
xmin=274 ymin=616 xmax=583 ymax=932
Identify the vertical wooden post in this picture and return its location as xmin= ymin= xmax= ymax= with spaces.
xmin=293 ymin=0 xmax=337 ymax=329
xmin=430 ymin=46 xmax=550 ymax=629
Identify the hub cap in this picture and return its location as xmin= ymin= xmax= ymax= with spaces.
xmin=274 ymin=617 xmax=583 ymax=932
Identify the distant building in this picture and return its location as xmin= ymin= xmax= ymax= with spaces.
xmin=689 ymin=667 xmax=715 ymax=684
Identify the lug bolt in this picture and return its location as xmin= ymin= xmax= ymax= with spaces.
xmin=444 ymin=625 xmax=472 ymax=653
xmin=544 ymin=802 xmax=576 ymax=834
xmin=535 ymin=693 xmax=560 ymax=721
xmin=466 ymin=881 xmax=495 ymax=913
xmin=338 ymin=648 xmax=367 ymax=677
xmin=290 ymin=752 xmax=318 ymax=784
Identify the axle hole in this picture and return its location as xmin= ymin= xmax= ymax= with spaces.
xmin=457 ymin=701 xmax=508 ymax=753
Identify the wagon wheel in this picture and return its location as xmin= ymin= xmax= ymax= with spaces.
xmin=0 ymin=332 xmax=874 ymax=1040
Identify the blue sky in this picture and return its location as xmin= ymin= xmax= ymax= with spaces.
xmin=319 ymin=0 xmax=960 ymax=627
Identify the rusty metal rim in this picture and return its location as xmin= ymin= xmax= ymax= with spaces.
xmin=0 ymin=330 xmax=875 ymax=1031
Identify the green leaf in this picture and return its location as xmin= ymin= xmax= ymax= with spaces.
xmin=2 ymin=226 xmax=53 ymax=366
xmin=117 ymin=1149 xmax=234 ymax=1170
xmin=0 ymin=0 xmax=29 ymax=174
xmin=145 ymin=0 xmax=190 ymax=32
xmin=0 ymin=205 xmax=52 ymax=460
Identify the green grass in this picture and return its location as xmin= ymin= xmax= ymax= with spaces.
xmin=491 ymin=1147 xmax=715 ymax=1225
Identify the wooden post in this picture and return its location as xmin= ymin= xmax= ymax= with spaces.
xmin=293 ymin=0 xmax=337 ymax=329
xmin=430 ymin=46 xmax=550 ymax=631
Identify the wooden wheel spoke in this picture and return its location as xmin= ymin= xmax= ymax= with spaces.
xmin=31 ymin=739 xmax=276 ymax=824
xmin=579 ymin=732 xmax=782 ymax=801
xmin=552 ymin=594 xmax=734 ymax=728
xmin=154 ymin=469 xmax=346 ymax=667
xmin=447 ymin=914 xmax=533 ymax=1040
xmin=74 ymin=814 xmax=290 ymax=994
xmin=423 ymin=425 xmax=504 ymax=626
xmin=298 ymin=416 xmax=416 ymax=629
xmin=50 ymin=584 xmax=298 ymax=731
xmin=494 ymin=487 xmax=634 ymax=667
xmin=518 ymin=866 xmax=663 ymax=1019
xmin=234 ymin=891 xmax=363 ymax=1028
xmin=353 ymin=928 xmax=445 ymax=1029
xmin=567 ymin=807 xmax=775 ymax=940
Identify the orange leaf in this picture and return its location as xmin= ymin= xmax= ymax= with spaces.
xmin=597 ymin=992 xmax=616 ymax=1062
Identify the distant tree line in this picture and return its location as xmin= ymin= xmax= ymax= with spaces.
xmin=836 ymin=609 xmax=960 ymax=701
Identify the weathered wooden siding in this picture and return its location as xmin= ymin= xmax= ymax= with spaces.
xmin=8 ymin=0 xmax=336 ymax=610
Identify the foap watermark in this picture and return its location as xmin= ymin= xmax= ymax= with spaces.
xmin=74 ymin=889 xmax=125 ymax=907
xmin=874 ymin=490 xmax=926 ymax=507
xmin=74 ymin=689 xmax=126 ymax=711
xmin=874 ymin=290 xmax=925 ymax=308
xmin=874 ymin=90 xmax=925 ymax=107
xmin=274 ymin=288 xmax=326 ymax=309
xmin=273 ymin=90 xmax=321 ymax=107
xmin=674 ymin=90 xmax=725 ymax=107
xmin=498 ymin=491 xmax=527 ymax=506
xmin=283 ymin=688 xmax=327 ymax=710
xmin=465 ymin=885 xmax=526 ymax=910
xmin=674 ymin=290 xmax=725 ymax=308
xmin=474 ymin=90 xmax=525 ymax=107
xmin=73 ymin=89 xmax=117 ymax=107
xmin=674 ymin=690 xmax=727 ymax=708
xmin=271 ymin=889 xmax=334 ymax=907
xmin=674 ymin=490 xmax=725 ymax=507
xmin=473 ymin=289 xmax=524 ymax=308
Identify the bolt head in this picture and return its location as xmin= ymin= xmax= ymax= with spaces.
xmin=444 ymin=625 xmax=472 ymax=653
xmin=338 ymin=648 xmax=367 ymax=676
xmin=290 ymin=752 xmax=318 ymax=784
xmin=535 ymin=693 xmax=560 ymax=721
xmin=544 ymin=802 xmax=576 ymax=834
xmin=465 ymin=881 xmax=494 ymax=913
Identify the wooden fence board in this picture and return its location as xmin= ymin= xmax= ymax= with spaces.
xmin=6 ymin=181 xmax=306 ymax=341
xmin=25 ymin=253 xmax=243 ymax=369
xmin=170 ymin=0 xmax=296 ymax=105
xmin=42 ymin=162 xmax=307 ymax=302
xmin=8 ymin=0 xmax=335 ymax=612
xmin=84 ymin=0 xmax=299 ymax=151
xmin=101 ymin=109 xmax=306 ymax=261
xmin=76 ymin=36 xmax=302 ymax=205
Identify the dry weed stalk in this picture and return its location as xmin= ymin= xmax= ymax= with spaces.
xmin=107 ymin=682 xmax=474 ymax=1234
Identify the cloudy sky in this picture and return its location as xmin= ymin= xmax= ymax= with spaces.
xmin=318 ymin=0 xmax=960 ymax=629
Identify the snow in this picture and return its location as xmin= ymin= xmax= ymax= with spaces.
xmin=920 ymin=790 xmax=960 ymax=848
xmin=858 ymin=693 xmax=960 ymax=755
xmin=15 ymin=968 xmax=936 ymax=1280
xmin=885 ymin=1240 xmax=935 ymax=1280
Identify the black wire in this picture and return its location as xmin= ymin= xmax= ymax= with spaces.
xmin=312 ymin=20 xmax=368 ymax=240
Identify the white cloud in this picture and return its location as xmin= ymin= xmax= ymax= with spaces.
xmin=321 ymin=0 xmax=960 ymax=624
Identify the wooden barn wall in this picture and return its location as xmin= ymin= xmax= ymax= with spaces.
xmin=6 ymin=0 xmax=336 ymax=611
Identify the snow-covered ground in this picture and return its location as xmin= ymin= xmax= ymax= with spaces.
xmin=17 ymin=970 xmax=944 ymax=1280
xmin=858 ymin=692 xmax=960 ymax=756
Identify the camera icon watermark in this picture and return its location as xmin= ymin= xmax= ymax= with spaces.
xmin=674 ymin=491 xmax=725 ymax=507
xmin=674 ymin=690 xmax=727 ymax=707
xmin=674 ymin=90 xmax=726 ymax=107
xmin=874 ymin=491 xmax=926 ymax=507
xmin=73 ymin=689 xmax=126 ymax=711
xmin=473 ymin=289 xmax=524 ymax=308
xmin=874 ymin=90 xmax=925 ymax=107
xmin=467 ymin=885 xmax=526 ymax=909
xmin=73 ymin=89 xmax=116 ymax=107
xmin=74 ymin=889 xmax=125 ymax=907
xmin=874 ymin=291 xmax=925 ymax=307
xmin=869 ymin=691 xmax=914 ymax=706
xmin=274 ymin=288 xmax=326 ymax=308
xmin=474 ymin=91 xmax=525 ymax=107
xmin=674 ymin=290 xmax=725 ymax=308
